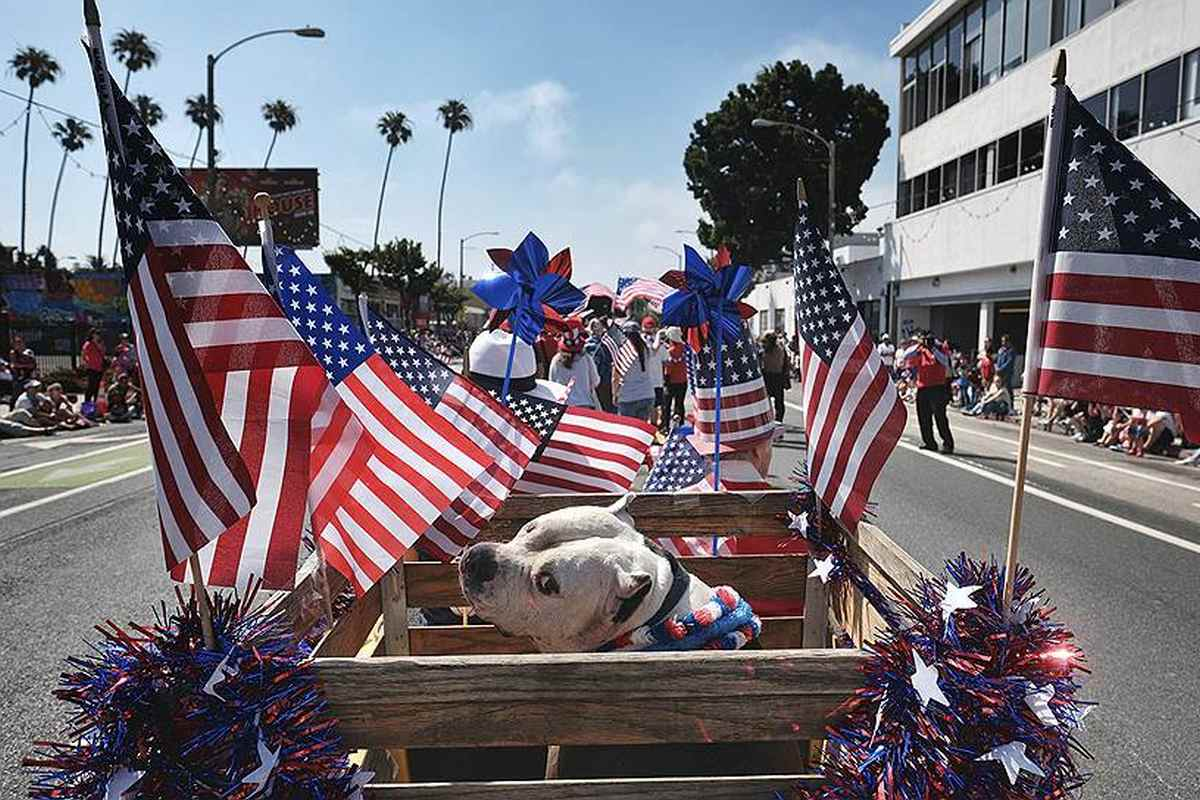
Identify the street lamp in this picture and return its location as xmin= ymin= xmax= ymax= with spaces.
xmin=460 ymin=230 xmax=499 ymax=287
xmin=653 ymin=244 xmax=682 ymax=268
xmin=206 ymin=26 xmax=326 ymax=202
xmin=751 ymin=117 xmax=837 ymax=252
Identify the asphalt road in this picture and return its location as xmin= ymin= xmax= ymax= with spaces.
xmin=1 ymin=402 xmax=1197 ymax=798
xmin=768 ymin=385 xmax=1199 ymax=800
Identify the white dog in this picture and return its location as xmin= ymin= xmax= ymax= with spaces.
xmin=458 ymin=494 xmax=717 ymax=653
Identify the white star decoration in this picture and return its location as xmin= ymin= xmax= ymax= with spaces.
xmin=241 ymin=717 xmax=280 ymax=797
xmin=939 ymin=580 xmax=981 ymax=622
xmin=909 ymin=650 xmax=949 ymax=710
xmin=104 ymin=768 xmax=144 ymax=800
xmin=202 ymin=651 xmax=239 ymax=701
xmin=976 ymin=741 xmax=1046 ymax=785
xmin=787 ymin=510 xmax=808 ymax=535
xmin=808 ymin=555 xmax=835 ymax=584
xmin=1024 ymin=682 xmax=1058 ymax=727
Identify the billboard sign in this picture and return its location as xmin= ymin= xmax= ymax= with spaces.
xmin=180 ymin=168 xmax=319 ymax=248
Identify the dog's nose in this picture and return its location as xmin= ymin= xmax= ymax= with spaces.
xmin=461 ymin=543 xmax=498 ymax=590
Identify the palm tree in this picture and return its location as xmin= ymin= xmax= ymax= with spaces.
xmin=184 ymin=94 xmax=221 ymax=167
xmin=47 ymin=118 xmax=92 ymax=252
xmin=373 ymin=111 xmax=413 ymax=249
xmin=261 ymin=99 xmax=298 ymax=168
xmin=9 ymin=46 xmax=61 ymax=256
xmin=435 ymin=99 xmax=473 ymax=270
xmin=99 ymin=29 xmax=158 ymax=264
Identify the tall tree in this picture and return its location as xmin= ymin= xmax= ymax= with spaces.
xmin=132 ymin=94 xmax=164 ymax=128
xmin=8 ymin=46 xmax=61 ymax=256
xmin=99 ymin=28 xmax=158 ymax=265
xmin=324 ymin=247 xmax=375 ymax=296
xmin=261 ymin=99 xmax=298 ymax=168
xmin=375 ymin=238 xmax=443 ymax=325
xmin=184 ymin=94 xmax=221 ymax=167
xmin=374 ymin=111 xmax=413 ymax=250
xmin=47 ymin=118 xmax=92 ymax=252
xmin=683 ymin=60 xmax=890 ymax=268
xmin=435 ymin=99 xmax=473 ymax=271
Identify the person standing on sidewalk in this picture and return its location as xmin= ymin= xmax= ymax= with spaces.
xmin=662 ymin=327 xmax=688 ymax=429
xmin=875 ymin=333 xmax=896 ymax=379
xmin=995 ymin=334 xmax=1016 ymax=390
xmin=901 ymin=332 xmax=955 ymax=453
xmin=760 ymin=331 xmax=789 ymax=423
xmin=81 ymin=329 xmax=107 ymax=405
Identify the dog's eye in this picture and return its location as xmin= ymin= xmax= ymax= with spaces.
xmin=535 ymin=572 xmax=559 ymax=596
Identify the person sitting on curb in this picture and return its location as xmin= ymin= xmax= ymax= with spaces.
xmin=963 ymin=375 xmax=1012 ymax=419
xmin=106 ymin=373 xmax=142 ymax=423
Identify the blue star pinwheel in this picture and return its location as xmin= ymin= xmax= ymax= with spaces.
xmin=660 ymin=244 xmax=757 ymax=492
xmin=471 ymin=231 xmax=584 ymax=400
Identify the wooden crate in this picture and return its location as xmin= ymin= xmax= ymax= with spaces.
xmin=275 ymin=490 xmax=931 ymax=798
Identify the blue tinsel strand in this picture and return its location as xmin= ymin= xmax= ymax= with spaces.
xmin=25 ymin=587 xmax=365 ymax=799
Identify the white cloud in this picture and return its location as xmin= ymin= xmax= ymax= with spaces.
xmin=475 ymin=80 xmax=572 ymax=161
xmin=772 ymin=36 xmax=895 ymax=98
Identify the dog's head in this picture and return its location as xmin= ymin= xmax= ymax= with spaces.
xmin=458 ymin=495 xmax=675 ymax=652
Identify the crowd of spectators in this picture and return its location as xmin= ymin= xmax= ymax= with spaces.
xmin=1 ymin=330 xmax=143 ymax=439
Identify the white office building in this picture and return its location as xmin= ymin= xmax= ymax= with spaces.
xmin=883 ymin=0 xmax=1200 ymax=352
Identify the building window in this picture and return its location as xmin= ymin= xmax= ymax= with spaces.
xmin=964 ymin=2 xmax=984 ymax=96
xmin=982 ymin=0 xmax=1003 ymax=86
xmin=902 ymin=55 xmax=917 ymax=132
xmin=997 ymin=131 xmax=1020 ymax=183
xmin=916 ymin=45 xmax=930 ymax=127
xmin=773 ymin=308 xmax=786 ymax=331
xmin=977 ymin=142 xmax=997 ymax=190
xmin=1109 ymin=74 xmax=1142 ymax=140
xmin=1027 ymin=0 xmax=1051 ymax=59
xmin=758 ymin=310 xmax=768 ymax=334
xmin=1003 ymin=0 xmax=1026 ymax=73
xmin=1185 ymin=49 xmax=1200 ymax=121
xmin=1080 ymin=91 xmax=1107 ymax=125
xmin=947 ymin=14 xmax=964 ymax=108
xmin=898 ymin=179 xmax=912 ymax=216
xmin=1142 ymin=58 xmax=1180 ymax=132
xmin=1052 ymin=0 xmax=1082 ymax=42
xmin=959 ymin=150 xmax=978 ymax=196
xmin=385 ymin=302 xmax=399 ymax=318
xmin=926 ymin=167 xmax=942 ymax=208
xmin=912 ymin=174 xmax=927 ymax=212
xmin=942 ymin=160 xmax=959 ymax=202
xmin=930 ymin=31 xmax=947 ymax=118
xmin=1081 ymin=0 xmax=1111 ymax=26
xmin=1020 ymin=119 xmax=1045 ymax=174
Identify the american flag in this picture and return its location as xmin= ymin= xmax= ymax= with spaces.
xmin=85 ymin=46 xmax=322 ymax=582
xmin=1024 ymin=86 xmax=1200 ymax=435
xmin=691 ymin=323 xmax=775 ymax=448
xmin=644 ymin=426 xmax=770 ymax=557
xmin=600 ymin=322 xmax=639 ymax=383
xmin=361 ymin=310 xmax=543 ymax=560
xmin=616 ymin=276 xmax=672 ymax=311
xmin=512 ymin=401 xmax=657 ymax=495
xmin=275 ymin=249 xmax=492 ymax=594
xmin=793 ymin=201 xmax=906 ymax=530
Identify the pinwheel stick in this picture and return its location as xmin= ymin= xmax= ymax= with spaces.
xmin=711 ymin=329 xmax=723 ymax=555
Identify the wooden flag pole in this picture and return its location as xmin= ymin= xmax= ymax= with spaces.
xmin=1002 ymin=49 xmax=1068 ymax=610
xmin=190 ymin=553 xmax=218 ymax=649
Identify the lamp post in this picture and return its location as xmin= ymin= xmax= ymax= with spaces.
xmin=206 ymin=26 xmax=325 ymax=202
xmin=459 ymin=230 xmax=499 ymax=287
xmin=751 ymin=117 xmax=837 ymax=252
xmin=653 ymin=244 xmax=682 ymax=268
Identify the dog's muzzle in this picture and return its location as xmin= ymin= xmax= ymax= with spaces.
xmin=459 ymin=542 xmax=499 ymax=595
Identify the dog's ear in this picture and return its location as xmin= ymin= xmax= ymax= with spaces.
xmin=604 ymin=492 xmax=637 ymax=529
xmin=611 ymin=568 xmax=653 ymax=625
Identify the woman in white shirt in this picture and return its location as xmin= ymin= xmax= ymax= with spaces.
xmin=548 ymin=321 xmax=601 ymax=409
xmin=614 ymin=322 xmax=656 ymax=422
xmin=640 ymin=315 xmax=666 ymax=430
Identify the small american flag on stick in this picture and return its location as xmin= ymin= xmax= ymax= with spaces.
xmin=1024 ymin=85 xmax=1200 ymax=435
xmin=86 ymin=34 xmax=323 ymax=582
xmin=361 ymin=308 xmax=543 ymax=561
xmin=793 ymin=187 xmax=906 ymax=531
xmin=599 ymin=321 xmax=639 ymax=384
xmin=616 ymin=276 xmax=672 ymax=311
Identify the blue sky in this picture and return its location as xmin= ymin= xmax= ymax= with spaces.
xmin=2 ymin=0 xmax=927 ymax=284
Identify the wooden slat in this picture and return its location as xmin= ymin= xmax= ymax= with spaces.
xmin=381 ymin=561 xmax=412 ymax=656
xmin=364 ymin=774 xmax=824 ymax=799
xmin=314 ymin=582 xmax=382 ymax=657
xmin=844 ymin=522 xmax=934 ymax=602
xmin=405 ymin=555 xmax=805 ymax=608
xmin=409 ymin=616 xmax=805 ymax=656
xmin=316 ymin=649 xmax=867 ymax=749
xmin=479 ymin=491 xmax=793 ymax=540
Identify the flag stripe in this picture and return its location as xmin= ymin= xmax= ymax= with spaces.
xmin=1040 ymin=347 xmax=1200 ymax=386
xmin=1047 ymin=298 xmax=1200 ymax=334
xmin=1052 ymin=250 xmax=1200 ymax=284
xmin=1043 ymin=321 xmax=1200 ymax=364
xmin=1035 ymin=369 xmax=1200 ymax=414
xmin=1049 ymin=273 xmax=1200 ymax=313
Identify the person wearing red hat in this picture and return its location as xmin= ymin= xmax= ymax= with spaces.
xmin=641 ymin=315 xmax=666 ymax=430
xmin=548 ymin=320 xmax=601 ymax=409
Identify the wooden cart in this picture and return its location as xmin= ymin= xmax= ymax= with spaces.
xmin=277 ymin=490 xmax=932 ymax=799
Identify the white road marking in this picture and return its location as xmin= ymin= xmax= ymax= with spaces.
xmin=0 ymin=467 xmax=153 ymax=521
xmin=897 ymin=441 xmax=1200 ymax=556
xmin=954 ymin=424 xmax=1200 ymax=496
xmin=0 ymin=438 xmax=147 ymax=481
xmin=20 ymin=432 xmax=148 ymax=451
